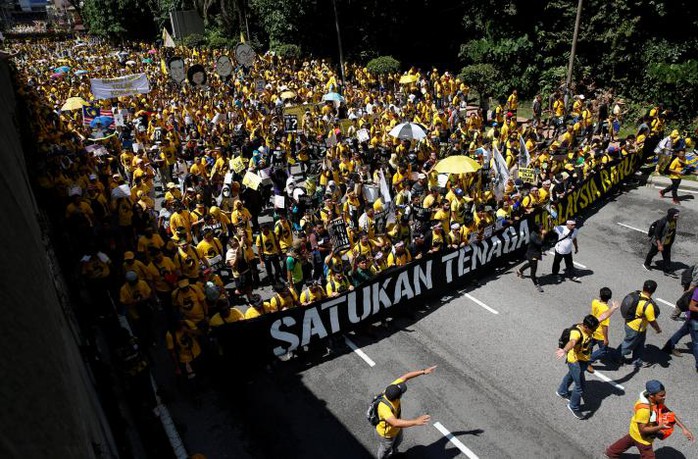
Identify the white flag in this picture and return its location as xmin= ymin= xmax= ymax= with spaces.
xmin=379 ymin=169 xmax=392 ymax=203
xmin=162 ymin=28 xmax=175 ymax=48
xmin=492 ymin=145 xmax=510 ymax=199
xmin=519 ymin=135 xmax=531 ymax=167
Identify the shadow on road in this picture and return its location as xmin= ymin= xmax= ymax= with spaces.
xmin=401 ymin=429 xmax=485 ymax=458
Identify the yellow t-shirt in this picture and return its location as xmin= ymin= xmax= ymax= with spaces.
xmin=591 ymin=299 xmax=610 ymax=341
xmin=209 ymin=308 xmax=245 ymax=327
xmin=629 ymin=400 xmax=654 ymax=446
xmin=668 ymin=157 xmax=683 ymax=180
xmin=376 ymin=378 xmax=404 ymax=438
xmin=566 ymin=327 xmax=592 ymax=363
xmin=165 ymin=320 xmax=201 ymax=363
xmin=626 ymin=296 xmax=656 ymax=332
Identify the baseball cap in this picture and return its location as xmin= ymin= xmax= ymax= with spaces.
xmin=177 ymin=279 xmax=190 ymax=288
xmin=385 ymin=383 xmax=407 ymax=401
xmin=645 ymin=380 xmax=664 ymax=395
xmin=123 ymin=251 xmax=135 ymax=260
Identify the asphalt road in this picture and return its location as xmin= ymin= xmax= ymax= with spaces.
xmin=241 ymin=180 xmax=698 ymax=459
xmin=153 ymin=178 xmax=698 ymax=458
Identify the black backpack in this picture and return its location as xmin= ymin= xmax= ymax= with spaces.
xmin=620 ymin=291 xmax=660 ymax=321
xmin=647 ymin=218 xmax=663 ymax=238
xmin=367 ymin=393 xmax=393 ymax=426
xmin=680 ymin=266 xmax=695 ymax=288
xmin=676 ymin=289 xmax=693 ymax=313
xmin=558 ymin=325 xmax=581 ymax=349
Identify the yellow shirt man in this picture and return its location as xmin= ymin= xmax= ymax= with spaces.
xmin=376 ymin=378 xmax=403 ymax=438
xmin=626 ymin=295 xmax=657 ymax=333
xmin=566 ymin=327 xmax=592 ymax=363
xmin=591 ymin=299 xmax=610 ymax=341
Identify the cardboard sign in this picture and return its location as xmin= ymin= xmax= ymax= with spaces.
xmin=242 ymin=171 xmax=262 ymax=190
xmin=519 ymin=167 xmax=536 ymax=184
xmin=231 ymin=156 xmax=247 ymax=174
xmin=256 ymin=79 xmax=266 ymax=93
xmin=328 ymin=218 xmax=351 ymax=251
xmin=284 ymin=114 xmax=298 ymax=132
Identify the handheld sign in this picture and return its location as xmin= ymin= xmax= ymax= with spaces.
xmin=284 ymin=114 xmax=298 ymax=132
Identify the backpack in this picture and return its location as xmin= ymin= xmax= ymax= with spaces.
xmin=647 ymin=218 xmax=662 ymax=238
xmin=680 ymin=266 xmax=695 ymax=288
xmin=367 ymin=394 xmax=392 ymax=427
xmin=676 ymin=289 xmax=693 ymax=313
xmin=558 ymin=325 xmax=581 ymax=349
xmin=620 ymin=291 xmax=660 ymax=321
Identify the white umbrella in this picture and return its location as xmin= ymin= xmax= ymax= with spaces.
xmin=388 ymin=122 xmax=428 ymax=141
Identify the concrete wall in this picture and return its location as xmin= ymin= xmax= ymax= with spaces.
xmin=0 ymin=61 xmax=115 ymax=458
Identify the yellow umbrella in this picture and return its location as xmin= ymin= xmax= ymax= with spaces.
xmin=399 ymin=74 xmax=418 ymax=84
xmin=280 ymin=90 xmax=296 ymax=100
xmin=61 ymin=97 xmax=88 ymax=111
xmin=434 ymin=155 xmax=482 ymax=174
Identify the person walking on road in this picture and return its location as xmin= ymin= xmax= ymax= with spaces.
xmin=618 ymin=280 xmax=662 ymax=368
xmin=375 ymin=366 xmax=437 ymax=458
xmin=662 ymin=286 xmax=698 ymax=372
xmin=644 ymin=208 xmax=679 ymax=274
xmin=551 ymin=219 xmax=579 ymax=283
xmin=588 ymin=287 xmax=621 ymax=372
xmin=516 ymin=223 xmax=546 ymax=292
xmin=659 ymin=149 xmax=686 ymax=205
xmin=605 ymin=380 xmax=694 ymax=458
xmin=556 ymin=314 xmax=600 ymax=420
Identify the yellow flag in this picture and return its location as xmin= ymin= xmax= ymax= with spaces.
xmin=240 ymin=32 xmax=246 ymax=43
xmin=160 ymin=58 xmax=168 ymax=75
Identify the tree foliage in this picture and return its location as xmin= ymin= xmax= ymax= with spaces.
xmin=366 ymin=56 xmax=401 ymax=75
xmin=79 ymin=0 xmax=698 ymax=120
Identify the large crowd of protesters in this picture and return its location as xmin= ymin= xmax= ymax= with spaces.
xmin=5 ymin=36 xmax=696 ymax=379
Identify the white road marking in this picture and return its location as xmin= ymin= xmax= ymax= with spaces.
xmin=344 ymin=336 xmax=376 ymax=367
xmin=592 ymin=370 xmax=625 ymax=391
xmin=617 ymin=222 xmax=646 ymax=234
xmin=433 ymin=422 xmax=480 ymax=459
xmin=464 ymin=293 xmax=499 ymax=315
xmin=656 ymin=298 xmax=676 ymax=309
xmin=545 ymin=251 xmax=587 ymax=269
xmin=653 ymin=185 xmax=698 ymax=194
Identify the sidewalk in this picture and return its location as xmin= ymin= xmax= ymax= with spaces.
xmin=649 ymin=173 xmax=698 ymax=192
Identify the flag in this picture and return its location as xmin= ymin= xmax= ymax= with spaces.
xmin=160 ymin=58 xmax=168 ymax=75
xmin=162 ymin=28 xmax=175 ymax=48
xmin=82 ymin=105 xmax=100 ymax=126
xmin=240 ymin=32 xmax=246 ymax=44
xmin=82 ymin=104 xmax=113 ymax=126
xmin=519 ymin=135 xmax=531 ymax=167
xmin=492 ymin=145 xmax=510 ymax=200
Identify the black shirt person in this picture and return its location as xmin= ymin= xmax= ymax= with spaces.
xmin=644 ymin=208 xmax=679 ymax=274
xmin=516 ymin=223 xmax=547 ymax=292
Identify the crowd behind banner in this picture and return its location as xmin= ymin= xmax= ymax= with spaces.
xmin=5 ymin=37 xmax=696 ymax=374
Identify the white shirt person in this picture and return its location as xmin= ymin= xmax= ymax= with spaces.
xmin=552 ymin=219 xmax=579 ymax=282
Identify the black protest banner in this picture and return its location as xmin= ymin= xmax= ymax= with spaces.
xmin=215 ymin=153 xmax=643 ymax=362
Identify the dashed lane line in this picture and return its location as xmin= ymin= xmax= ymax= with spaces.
xmin=464 ymin=293 xmax=499 ymax=315
xmin=545 ymin=251 xmax=587 ymax=269
xmin=656 ymin=298 xmax=676 ymax=309
xmin=433 ymin=422 xmax=480 ymax=459
xmin=592 ymin=370 xmax=625 ymax=392
xmin=616 ymin=222 xmax=646 ymax=234
xmin=344 ymin=335 xmax=376 ymax=367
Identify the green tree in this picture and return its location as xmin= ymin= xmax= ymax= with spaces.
xmin=82 ymin=0 xmax=154 ymax=39
xmin=366 ymin=56 xmax=400 ymax=75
